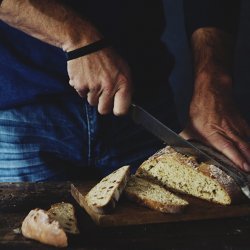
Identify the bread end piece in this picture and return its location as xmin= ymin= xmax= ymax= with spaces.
xmin=21 ymin=208 xmax=67 ymax=248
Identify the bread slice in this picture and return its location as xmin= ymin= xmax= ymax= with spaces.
xmin=21 ymin=208 xmax=67 ymax=248
xmin=125 ymin=175 xmax=188 ymax=213
xmin=85 ymin=165 xmax=130 ymax=214
xmin=136 ymin=146 xmax=241 ymax=205
xmin=47 ymin=202 xmax=79 ymax=234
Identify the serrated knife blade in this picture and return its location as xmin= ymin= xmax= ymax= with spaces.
xmin=130 ymin=103 xmax=250 ymax=199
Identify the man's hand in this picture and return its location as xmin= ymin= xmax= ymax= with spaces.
xmin=67 ymin=47 xmax=132 ymax=115
xmin=0 ymin=0 xmax=132 ymax=115
xmin=184 ymin=27 xmax=250 ymax=172
xmin=180 ymin=74 xmax=250 ymax=172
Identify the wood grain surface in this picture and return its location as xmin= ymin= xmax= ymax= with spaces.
xmin=71 ymin=182 xmax=250 ymax=227
xmin=2 ymin=182 xmax=250 ymax=250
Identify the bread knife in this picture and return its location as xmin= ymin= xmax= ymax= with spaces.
xmin=129 ymin=103 xmax=250 ymax=199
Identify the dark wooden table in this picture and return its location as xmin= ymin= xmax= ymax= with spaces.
xmin=1 ymin=182 xmax=250 ymax=250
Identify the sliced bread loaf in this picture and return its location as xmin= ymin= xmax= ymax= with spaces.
xmin=125 ymin=175 xmax=188 ymax=213
xmin=47 ymin=202 xmax=79 ymax=234
xmin=21 ymin=208 xmax=67 ymax=248
xmin=85 ymin=165 xmax=130 ymax=214
xmin=136 ymin=146 xmax=241 ymax=205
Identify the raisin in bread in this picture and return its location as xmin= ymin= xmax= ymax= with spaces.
xmin=21 ymin=208 xmax=67 ymax=248
xmin=125 ymin=175 xmax=188 ymax=213
xmin=136 ymin=146 xmax=241 ymax=205
xmin=47 ymin=202 xmax=79 ymax=234
xmin=85 ymin=165 xmax=130 ymax=214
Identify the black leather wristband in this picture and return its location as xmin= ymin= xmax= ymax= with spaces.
xmin=65 ymin=39 xmax=109 ymax=61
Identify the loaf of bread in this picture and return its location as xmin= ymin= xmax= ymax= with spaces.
xmin=136 ymin=146 xmax=241 ymax=205
xmin=85 ymin=165 xmax=130 ymax=214
xmin=125 ymin=175 xmax=188 ymax=213
xmin=21 ymin=208 xmax=68 ymax=248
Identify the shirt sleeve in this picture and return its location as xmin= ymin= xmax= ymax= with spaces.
xmin=183 ymin=0 xmax=241 ymax=39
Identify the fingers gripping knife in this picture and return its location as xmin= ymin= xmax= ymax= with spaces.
xmin=129 ymin=104 xmax=250 ymax=199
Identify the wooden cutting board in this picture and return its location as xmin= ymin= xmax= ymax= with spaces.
xmin=71 ymin=182 xmax=250 ymax=227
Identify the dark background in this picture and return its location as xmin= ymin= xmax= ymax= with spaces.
xmin=163 ymin=0 xmax=250 ymax=127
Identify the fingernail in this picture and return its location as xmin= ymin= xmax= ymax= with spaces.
xmin=243 ymin=162 xmax=250 ymax=172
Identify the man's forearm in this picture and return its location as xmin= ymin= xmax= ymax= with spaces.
xmin=191 ymin=27 xmax=234 ymax=91
xmin=190 ymin=28 xmax=233 ymax=107
xmin=0 ymin=0 xmax=101 ymax=51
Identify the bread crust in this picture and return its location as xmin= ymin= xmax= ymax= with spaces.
xmin=197 ymin=163 xmax=242 ymax=203
xmin=21 ymin=208 xmax=67 ymax=248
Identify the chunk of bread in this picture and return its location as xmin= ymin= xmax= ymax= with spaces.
xmin=136 ymin=146 xmax=241 ymax=205
xmin=21 ymin=208 xmax=67 ymax=248
xmin=85 ymin=165 xmax=130 ymax=214
xmin=47 ymin=202 xmax=79 ymax=234
xmin=125 ymin=175 xmax=188 ymax=213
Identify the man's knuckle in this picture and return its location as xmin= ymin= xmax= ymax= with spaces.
xmin=114 ymin=109 xmax=125 ymax=116
xmin=98 ymin=104 xmax=111 ymax=115
xmin=69 ymin=80 xmax=74 ymax=87
xmin=88 ymin=96 xmax=98 ymax=105
xmin=102 ymin=87 xmax=113 ymax=95
xmin=220 ymin=140 xmax=234 ymax=150
xmin=89 ymin=85 xmax=101 ymax=93
xmin=102 ymin=76 xmax=113 ymax=87
xmin=239 ymin=143 xmax=250 ymax=152
xmin=73 ymin=81 xmax=83 ymax=89
xmin=118 ymin=73 xmax=130 ymax=83
xmin=99 ymin=108 xmax=109 ymax=115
